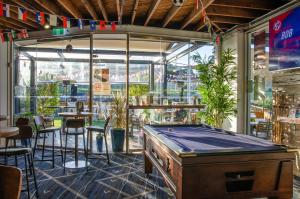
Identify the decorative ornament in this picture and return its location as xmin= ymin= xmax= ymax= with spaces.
xmin=172 ymin=0 xmax=184 ymax=7
xmin=99 ymin=20 xmax=106 ymax=30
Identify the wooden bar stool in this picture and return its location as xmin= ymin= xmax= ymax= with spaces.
xmin=85 ymin=116 xmax=110 ymax=170
xmin=63 ymin=118 xmax=87 ymax=173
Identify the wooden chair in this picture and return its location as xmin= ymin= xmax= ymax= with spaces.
xmin=86 ymin=116 xmax=110 ymax=169
xmin=256 ymin=121 xmax=272 ymax=139
xmin=33 ymin=116 xmax=63 ymax=168
xmin=0 ymin=165 xmax=22 ymax=199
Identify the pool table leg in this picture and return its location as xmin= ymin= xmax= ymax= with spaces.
xmin=144 ymin=153 xmax=153 ymax=175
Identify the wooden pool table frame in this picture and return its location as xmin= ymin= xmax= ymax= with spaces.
xmin=143 ymin=124 xmax=294 ymax=199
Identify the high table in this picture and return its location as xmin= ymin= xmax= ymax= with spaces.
xmin=58 ymin=112 xmax=94 ymax=169
xmin=0 ymin=127 xmax=19 ymax=138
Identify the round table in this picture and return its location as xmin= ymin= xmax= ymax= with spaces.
xmin=58 ymin=112 xmax=94 ymax=169
xmin=0 ymin=127 xmax=19 ymax=138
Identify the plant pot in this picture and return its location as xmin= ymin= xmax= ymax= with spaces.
xmin=96 ymin=136 xmax=103 ymax=152
xmin=111 ymin=128 xmax=125 ymax=152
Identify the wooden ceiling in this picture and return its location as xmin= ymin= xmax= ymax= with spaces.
xmin=0 ymin=0 xmax=292 ymax=33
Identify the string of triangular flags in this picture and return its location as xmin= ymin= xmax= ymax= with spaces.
xmin=195 ymin=0 xmax=221 ymax=45
xmin=0 ymin=2 xmax=118 ymax=43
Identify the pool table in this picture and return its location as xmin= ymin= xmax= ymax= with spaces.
xmin=143 ymin=124 xmax=294 ymax=199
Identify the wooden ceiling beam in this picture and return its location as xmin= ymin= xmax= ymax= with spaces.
xmin=206 ymin=6 xmax=262 ymax=19
xmin=211 ymin=0 xmax=277 ymax=11
xmin=33 ymin=0 xmax=62 ymax=15
xmin=80 ymin=0 xmax=99 ymax=20
xmin=8 ymin=10 xmax=38 ymax=29
xmin=209 ymin=16 xmax=249 ymax=24
xmin=180 ymin=0 xmax=215 ymax=30
xmin=57 ymin=0 xmax=83 ymax=18
xmin=162 ymin=4 xmax=182 ymax=27
xmin=116 ymin=0 xmax=120 ymax=22
xmin=212 ymin=22 xmax=233 ymax=30
xmin=118 ymin=0 xmax=125 ymax=23
xmin=144 ymin=0 xmax=162 ymax=26
xmin=131 ymin=0 xmax=139 ymax=24
xmin=96 ymin=0 xmax=109 ymax=21
xmin=0 ymin=18 xmax=27 ymax=30
xmin=195 ymin=21 xmax=206 ymax=32
xmin=211 ymin=21 xmax=223 ymax=33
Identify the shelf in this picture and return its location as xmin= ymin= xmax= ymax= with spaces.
xmin=128 ymin=104 xmax=205 ymax=109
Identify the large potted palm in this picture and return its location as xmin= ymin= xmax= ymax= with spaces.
xmin=110 ymin=93 xmax=126 ymax=152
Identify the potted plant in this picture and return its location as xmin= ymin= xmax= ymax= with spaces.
xmin=129 ymin=84 xmax=149 ymax=105
xmin=110 ymin=93 xmax=126 ymax=152
xmin=193 ymin=48 xmax=237 ymax=128
xmin=96 ymin=133 xmax=103 ymax=152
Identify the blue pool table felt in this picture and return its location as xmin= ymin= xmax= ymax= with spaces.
xmin=149 ymin=125 xmax=284 ymax=154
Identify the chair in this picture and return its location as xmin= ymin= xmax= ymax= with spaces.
xmin=0 ymin=165 xmax=22 ymax=199
xmin=255 ymin=121 xmax=272 ymax=139
xmin=64 ymin=118 xmax=87 ymax=173
xmin=129 ymin=114 xmax=140 ymax=137
xmin=5 ymin=117 xmax=31 ymax=166
xmin=85 ymin=116 xmax=110 ymax=168
xmin=0 ymin=125 xmax=39 ymax=199
xmin=33 ymin=116 xmax=63 ymax=168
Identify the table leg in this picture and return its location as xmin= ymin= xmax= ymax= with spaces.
xmin=144 ymin=153 xmax=153 ymax=174
xmin=75 ymin=134 xmax=78 ymax=167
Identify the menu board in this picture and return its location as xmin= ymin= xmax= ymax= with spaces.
xmin=269 ymin=6 xmax=300 ymax=71
xmin=93 ymin=68 xmax=110 ymax=95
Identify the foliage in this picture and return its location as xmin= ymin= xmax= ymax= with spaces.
xmin=36 ymin=82 xmax=60 ymax=116
xmin=110 ymin=93 xmax=127 ymax=129
xmin=129 ymin=84 xmax=149 ymax=97
xmin=193 ymin=48 xmax=237 ymax=128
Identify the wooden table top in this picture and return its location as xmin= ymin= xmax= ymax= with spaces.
xmin=58 ymin=112 xmax=94 ymax=117
xmin=0 ymin=115 xmax=7 ymax=121
xmin=0 ymin=127 xmax=19 ymax=138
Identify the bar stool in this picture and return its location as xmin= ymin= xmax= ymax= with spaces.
xmin=0 ymin=125 xmax=39 ymax=199
xmin=63 ymin=118 xmax=87 ymax=173
xmin=33 ymin=116 xmax=63 ymax=168
xmin=86 ymin=116 xmax=110 ymax=170
xmin=5 ymin=117 xmax=30 ymax=166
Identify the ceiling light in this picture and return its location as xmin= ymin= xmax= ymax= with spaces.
xmin=44 ymin=24 xmax=50 ymax=29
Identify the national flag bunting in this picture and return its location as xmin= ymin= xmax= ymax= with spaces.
xmin=5 ymin=32 xmax=13 ymax=42
xmin=0 ymin=3 xmax=3 ymax=17
xmin=78 ymin=19 xmax=83 ymax=30
xmin=0 ymin=33 xmax=4 ymax=43
xmin=62 ymin=16 xmax=70 ymax=28
xmin=90 ymin=20 xmax=96 ymax=31
xmin=36 ymin=12 xmax=45 ymax=25
xmin=3 ymin=4 xmax=10 ymax=17
xmin=11 ymin=30 xmax=17 ymax=39
xmin=49 ymin=14 xmax=57 ymax=26
xmin=18 ymin=8 xmax=27 ymax=21
xmin=111 ymin=22 xmax=116 ymax=32
xmin=99 ymin=20 xmax=106 ymax=30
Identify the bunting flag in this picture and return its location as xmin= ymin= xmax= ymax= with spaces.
xmin=11 ymin=30 xmax=17 ymax=39
xmin=0 ymin=3 xmax=3 ymax=17
xmin=3 ymin=4 xmax=10 ymax=17
xmin=111 ymin=22 xmax=116 ymax=32
xmin=49 ymin=14 xmax=57 ymax=26
xmin=62 ymin=16 xmax=70 ymax=28
xmin=18 ymin=8 xmax=27 ymax=21
xmin=78 ymin=19 xmax=83 ymax=30
xmin=90 ymin=20 xmax=96 ymax=31
xmin=99 ymin=20 xmax=106 ymax=30
xmin=5 ymin=32 xmax=13 ymax=42
xmin=36 ymin=12 xmax=45 ymax=25
xmin=21 ymin=29 xmax=29 ymax=38
xmin=0 ymin=33 xmax=4 ymax=43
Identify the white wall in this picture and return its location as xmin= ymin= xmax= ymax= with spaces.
xmin=221 ymin=30 xmax=246 ymax=133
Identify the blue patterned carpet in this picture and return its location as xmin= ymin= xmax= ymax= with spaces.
xmin=3 ymin=150 xmax=300 ymax=199
xmin=12 ymin=150 xmax=174 ymax=199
